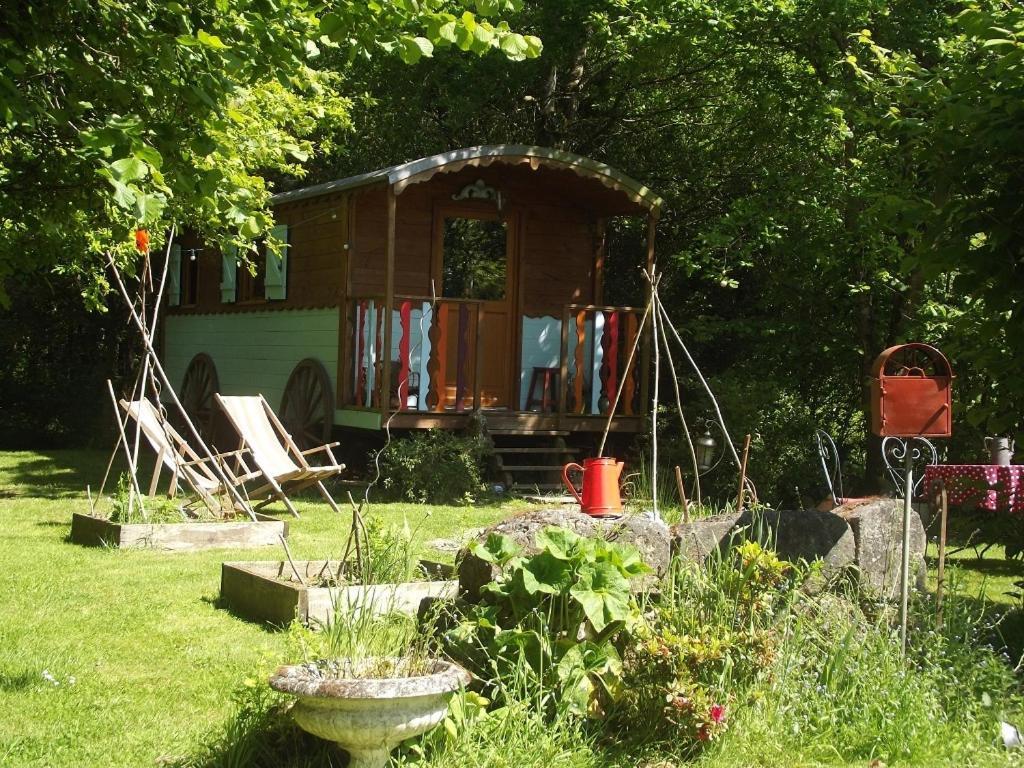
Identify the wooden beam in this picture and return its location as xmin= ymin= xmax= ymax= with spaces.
xmin=593 ymin=218 xmax=606 ymax=305
xmin=473 ymin=302 xmax=484 ymax=411
xmin=336 ymin=193 xmax=352 ymax=405
xmin=381 ymin=185 xmax=396 ymax=422
xmin=558 ymin=303 xmax=570 ymax=417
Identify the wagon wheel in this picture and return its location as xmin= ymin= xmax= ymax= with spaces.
xmin=281 ymin=358 xmax=334 ymax=451
xmin=180 ymin=353 xmax=219 ymax=441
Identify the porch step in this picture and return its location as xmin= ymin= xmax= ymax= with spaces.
xmin=489 ymin=432 xmax=582 ymax=494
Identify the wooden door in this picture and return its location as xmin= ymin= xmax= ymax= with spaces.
xmin=433 ymin=206 xmax=517 ymax=409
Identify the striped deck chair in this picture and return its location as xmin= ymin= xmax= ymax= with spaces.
xmin=215 ymin=394 xmax=344 ymax=517
xmin=119 ymin=399 xmax=259 ymax=514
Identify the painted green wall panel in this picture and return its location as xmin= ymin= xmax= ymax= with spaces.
xmin=164 ymin=310 xmax=340 ymax=412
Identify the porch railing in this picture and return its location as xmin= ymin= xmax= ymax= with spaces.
xmin=345 ymin=295 xmax=483 ymax=413
xmin=558 ymin=304 xmax=646 ymax=417
xmin=343 ymin=297 xmax=646 ymax=418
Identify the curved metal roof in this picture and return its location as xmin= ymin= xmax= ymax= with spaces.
xmin=270 ymin=144 xmax=664 ymax=218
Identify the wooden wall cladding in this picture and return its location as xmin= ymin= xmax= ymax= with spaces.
xmin=171 ymin=162 xmax=607 ymax=319
xmin=167 ymin=193 xmax=349 ymax=315
xmin=349 ymin=165 xmax=598 ymax=313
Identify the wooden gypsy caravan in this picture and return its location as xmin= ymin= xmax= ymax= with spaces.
xmin=162 ymin=145 xmax=664 ymax=465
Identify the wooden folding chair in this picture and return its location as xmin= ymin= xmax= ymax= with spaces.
xmin=119 ymin=399 xmax=260 ymax=515
xmin=215 ymin=394 xmax=345 ymax=517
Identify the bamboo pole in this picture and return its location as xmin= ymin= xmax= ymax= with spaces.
xmin=106 ymin=380 xmax=146 ymax=520
xmin=674 ymin=465 xmax=690 ymax=523
xmin=107 ymin=258 xmax=257 ymax=520
xmin=97 ymin=229 xmax=176 ymax=503
xmin=654 ymin=290 xmax=702 ymax=504
xmin=736 ymin=434 xmax=752 ymax=513
xmin=900 ymin=443 xmax=913 ymax=655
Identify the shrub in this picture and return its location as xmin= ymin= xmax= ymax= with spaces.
xmin=377 ymin=430 xmax=488 ymax=504
xmin=444 ymin=527 xmax=649 ymax=718
xmin=611 ymin=540 xmax=801 ymax=753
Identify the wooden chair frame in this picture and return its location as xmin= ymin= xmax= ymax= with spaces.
xmin=214 ymin=393 xmax=345 ymax=517
xmin=119 ymin=399 xmax=261 ymax=516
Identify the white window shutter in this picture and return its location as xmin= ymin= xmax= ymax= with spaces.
xmin=168 ymin=244 xmax=181 ymax=307
xmin=265 ymin=224 xmax=289 ymax=300
xmin=220 ymin=245 xmax=237 ymax=303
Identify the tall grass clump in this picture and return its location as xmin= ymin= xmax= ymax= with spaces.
xmin=609 ymin=537 xmax=802 ymax=756
xmin=709 ymin=568 xmax=1021 ymax=767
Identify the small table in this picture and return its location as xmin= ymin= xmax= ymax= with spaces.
xmin=923 ymin=464 xmax=1024 ymax=514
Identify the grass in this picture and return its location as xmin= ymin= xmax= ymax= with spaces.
xmin=0 ymin=449 xmax=517 ymax=768
xmin=2 ymin=449 xmax=1024 ymax=768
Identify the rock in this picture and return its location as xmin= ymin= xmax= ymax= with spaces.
xmin=835 ymin=498 xmax=926 ymax=596
xmin=737 ymin=508 xmax=857 ymax=574
xmin=457 ymin=509 xmax=670 ymax=602
xmin=670 ymin=513 xmax=741 ymax=564
xmin=671 ymin=509 xmax=856 ymax=575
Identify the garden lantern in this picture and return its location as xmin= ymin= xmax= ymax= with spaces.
xmin=695 ymin=428 xmax=718 ymax=472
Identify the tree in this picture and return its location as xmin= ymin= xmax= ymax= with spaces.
xmin=853 ymin=4 xmax=1024 ymax=436
xmin=0 ymin=0 xmax=540 ymax=305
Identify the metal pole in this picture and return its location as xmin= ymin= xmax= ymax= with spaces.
xmin=936 ymin=480 xmax=948 ymax=629
xmin=900 ymin=441 xmax=913 ymax=654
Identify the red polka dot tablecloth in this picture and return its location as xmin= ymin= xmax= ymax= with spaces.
xmin=923 ymin=465 xmax=1024 ymax=514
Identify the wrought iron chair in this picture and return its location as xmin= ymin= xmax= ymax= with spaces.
xmin=814 ymin=429 xmax=845 ymax=508
xmin=881 ymin=436 xmax=938 ymax=499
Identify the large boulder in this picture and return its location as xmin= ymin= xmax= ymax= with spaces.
xmin=834 ymin=498 xmax=927 ymax=595
xmin=670 ymin=513 xmax=741 ymax=564
xmin=457 ymin=509 xmax=670 ymax=602
xmin=738 ymin=508 xmax=857 ymax=573
xmin=670 ymin=509 xmax=856 ymax=576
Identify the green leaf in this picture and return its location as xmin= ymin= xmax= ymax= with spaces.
xmin=399 ymin=36 xmax=434 ymax=64
xmin=112 ymin=181 xmax=138 ymax=210
xmin=438 ymin=20 xmax=458 ymax=43
xmin=499 ymin=33 xmax=528 ymax=60
xmin=535 ymin=526 xmax=582 ymax=560
xmin=133 ymin=145 xmax=163 ymax=170
xmin=319 ymin=12 xmax=344 ymax=37
xmin=196 ymin=29 xmax=229 ymax=49
xmin=110 ymin=157 xmax=148 ymax=182
xmin=239 ymin=216 xmax=261 ymax=238
xmin=468 ymin=533 xmax=520 ymax=565
xmin=569 ymin=561 xmax=631 ymax=632
xmin=523 ymin=551 xmax=572 ymax=594
xmin=134 ymin=191 xmax=166 ymax=224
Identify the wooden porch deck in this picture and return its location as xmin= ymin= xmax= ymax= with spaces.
xmin=377 ymin=409 xmax=645 ymax=435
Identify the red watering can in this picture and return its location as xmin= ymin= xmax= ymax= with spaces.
xmin=562 ymin=457 xmax=624 ymax=517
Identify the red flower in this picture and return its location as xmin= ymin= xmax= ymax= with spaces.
xmin=697 ymin=724 xmax=710 ymax=741
xmin=710 ymin=703 xmax=726 ymax=723
xmin=135 ymin=229 xmax=149 ymax=253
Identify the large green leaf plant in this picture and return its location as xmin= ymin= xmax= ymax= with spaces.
xmin=446 ymin=526 xmax=649 ymax=718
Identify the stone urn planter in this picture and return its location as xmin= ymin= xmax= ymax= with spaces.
xmin=269 ymin=658 xmax=470 ymax=768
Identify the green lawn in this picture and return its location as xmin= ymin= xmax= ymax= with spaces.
xmin=0 ymin=450 xmax=517 ymax=768
xmin=2 ymin=449 xmax=1023 ymax=768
